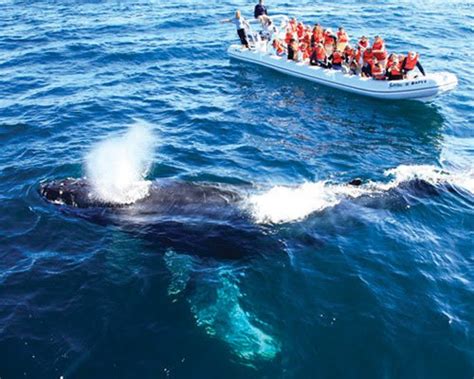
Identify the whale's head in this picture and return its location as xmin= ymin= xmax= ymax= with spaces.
xmin=39 ymin=178 xmax=118 ymax=208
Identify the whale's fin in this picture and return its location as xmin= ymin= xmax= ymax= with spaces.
xmin=164 ymin=250 xmax=280 ymax=364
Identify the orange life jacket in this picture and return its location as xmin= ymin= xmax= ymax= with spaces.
xmin=302 ymin=48 xmax=310 ymax=60
xmin=372 ymin=39 xmax=384 ymax=51
xmin=337 ymin=31 xmax=348 ymax=43
xmin=358 ymin=39 xmax=369 ymax=49
xmin=371 ymin=63 xmax=384 ymax=78
xmin=324 ymin=33 xmax=334 ymax=46
xmin=285 ymin=31 xmax=293 ymax=45
xmin=314 ymin=46 xmax=326 ymax=61
xmin=404 ymin=54 xmax=419 ymax=70
xmin=344 ymin=47 xmax=354 ymax=59
xmin=363 ymin=49 xmax=373 ymax=64
xmin=371 ymin=63 xmax=383 ymax=74
xmin=273 ymin=40 xmax=285 ymax=55
xmin=389 ymin=65 xmax=401 ymax=76
xmin=303 ymin=33 xmax=311 ymax=45
xmin=372 ymin=39 xmax=387 ymax=60
xmin=332 ymin=51 xmax=343 ymax=64
xmin=313 ymin=30 xmax=323 ymax=44
xmin=297 ymin=25 xmax=305 ymax=39
xmin=387 ymin=56 xmax=394 ymax=67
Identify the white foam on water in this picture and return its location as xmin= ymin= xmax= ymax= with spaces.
xmin=248 ymin=164 xmax=474 ymax=224
xmin=381 ymin=164 xmax=474 ymax=194
xmin=85 ymin=122 xmax=155 ymax=204
xmin=247 ymin=181 xmax=366 ymax=224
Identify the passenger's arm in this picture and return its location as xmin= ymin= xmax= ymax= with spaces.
xmin=416 ymin=61 xmax=426 ymax=76
xmin=401 ymin=58 xmax=407 ymax=71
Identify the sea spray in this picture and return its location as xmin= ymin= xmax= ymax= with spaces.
xmin=85 ymin=122 xmax=155 ymax=204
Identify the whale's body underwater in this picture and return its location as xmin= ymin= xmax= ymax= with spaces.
xmin=39 ymin=178 xmax=277 ymax=259
xmin=39 ymin=175 xmax=459 ymax=259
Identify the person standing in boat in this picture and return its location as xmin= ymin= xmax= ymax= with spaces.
xmin=323 ymin=29 xmax=336 ymax=56
xmin=336 ymin=27 xmax=349 ymax=51
xmin=222 ymin=11 xmax=250 ymax=49
xmin=358 ymin=36 xmax=370 ymax=50
xmin=311 ymin=24 xmax=324 ymax=48
xmin=254 ymin=0 xmax=268 ymax=21
xmin=372 ymin=35 xmax=388 ymax=65
xmin=361 ymin=47 xmax=374 ymax=77
xmin=260 ymin=17 xmax=277 ymax=40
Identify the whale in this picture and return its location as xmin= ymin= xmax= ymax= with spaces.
xmin=38 ymin=178 xmax=283 ymax=259
xmin=39 ymin=178 xmax=242 ymax=211
xmin=39 ymin=172 xmax=463 ymax=259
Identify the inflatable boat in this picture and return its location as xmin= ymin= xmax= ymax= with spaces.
xmin=227 ymin=17 xmax=458 ymax=101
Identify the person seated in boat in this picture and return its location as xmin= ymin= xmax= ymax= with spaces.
xmin=310 ymin=43 xmax=329 ymax=67
xmin=343 ymin=45 xmax=354 ymax=63
xmin=306 ymin=42 xmax=313 ymax=60
xmin=296 ymin=22 xmax=305 ymax=39
xmin=386 ymin=53 xmax=397 ymax=68
xmin=349 ymin=58 xmax=360 ymax=75
xmin=386 ymin=58 xmax=403 ymax=80
xmin=271 ymin=38 xmax=286 ymax=56
xmin=297 ymin=42 xmax=310 ymax=61
xmin=361 ymin=47 xmax=374 ymax=77
xmin=311 ymin=24 xmax=324 ymax=48
xmin=330 ymin=49 xmax=343 ymax=70
xmin=287 ymin=38 xmax=299 ymax=61
xmin=254 ymin=0 xmax=268 ymax=20
xmin=336 ymin=27 xmax=349 ymax=51
xmin=353 ymin=47 xmax=363 ymax=70
xmin=222 ymin=10 xmax=250 ymax=49
xmin=372 ymin=35 xmax=387 ymax=65
xmin=341 ymin=45 xmax=355 ymax=73
xmin=358 ymin=36 xmax=369 ymax=50
xmin=401 ymin=51 xmax=426 ymax=76
xmin=371 ymin=58 xmax=386 ymax=80
xmin=323 ymin=29 xmax=336 ymax=55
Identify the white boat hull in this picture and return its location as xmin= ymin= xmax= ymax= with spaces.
xmin=228 ymin=45 xmax=458 ymax=100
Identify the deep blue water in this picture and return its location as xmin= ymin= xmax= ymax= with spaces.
xmin=0 ymin=0 xmax=473 ymax=378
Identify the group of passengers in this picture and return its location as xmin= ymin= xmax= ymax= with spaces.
xmin=223 ymin=1 xmax=426 ymax=81
xmin=273 ymin=18 xmax=425 ymax=81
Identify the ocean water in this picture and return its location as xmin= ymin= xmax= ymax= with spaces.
xmin=0 ymin=0 xmax=473 ymax=378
